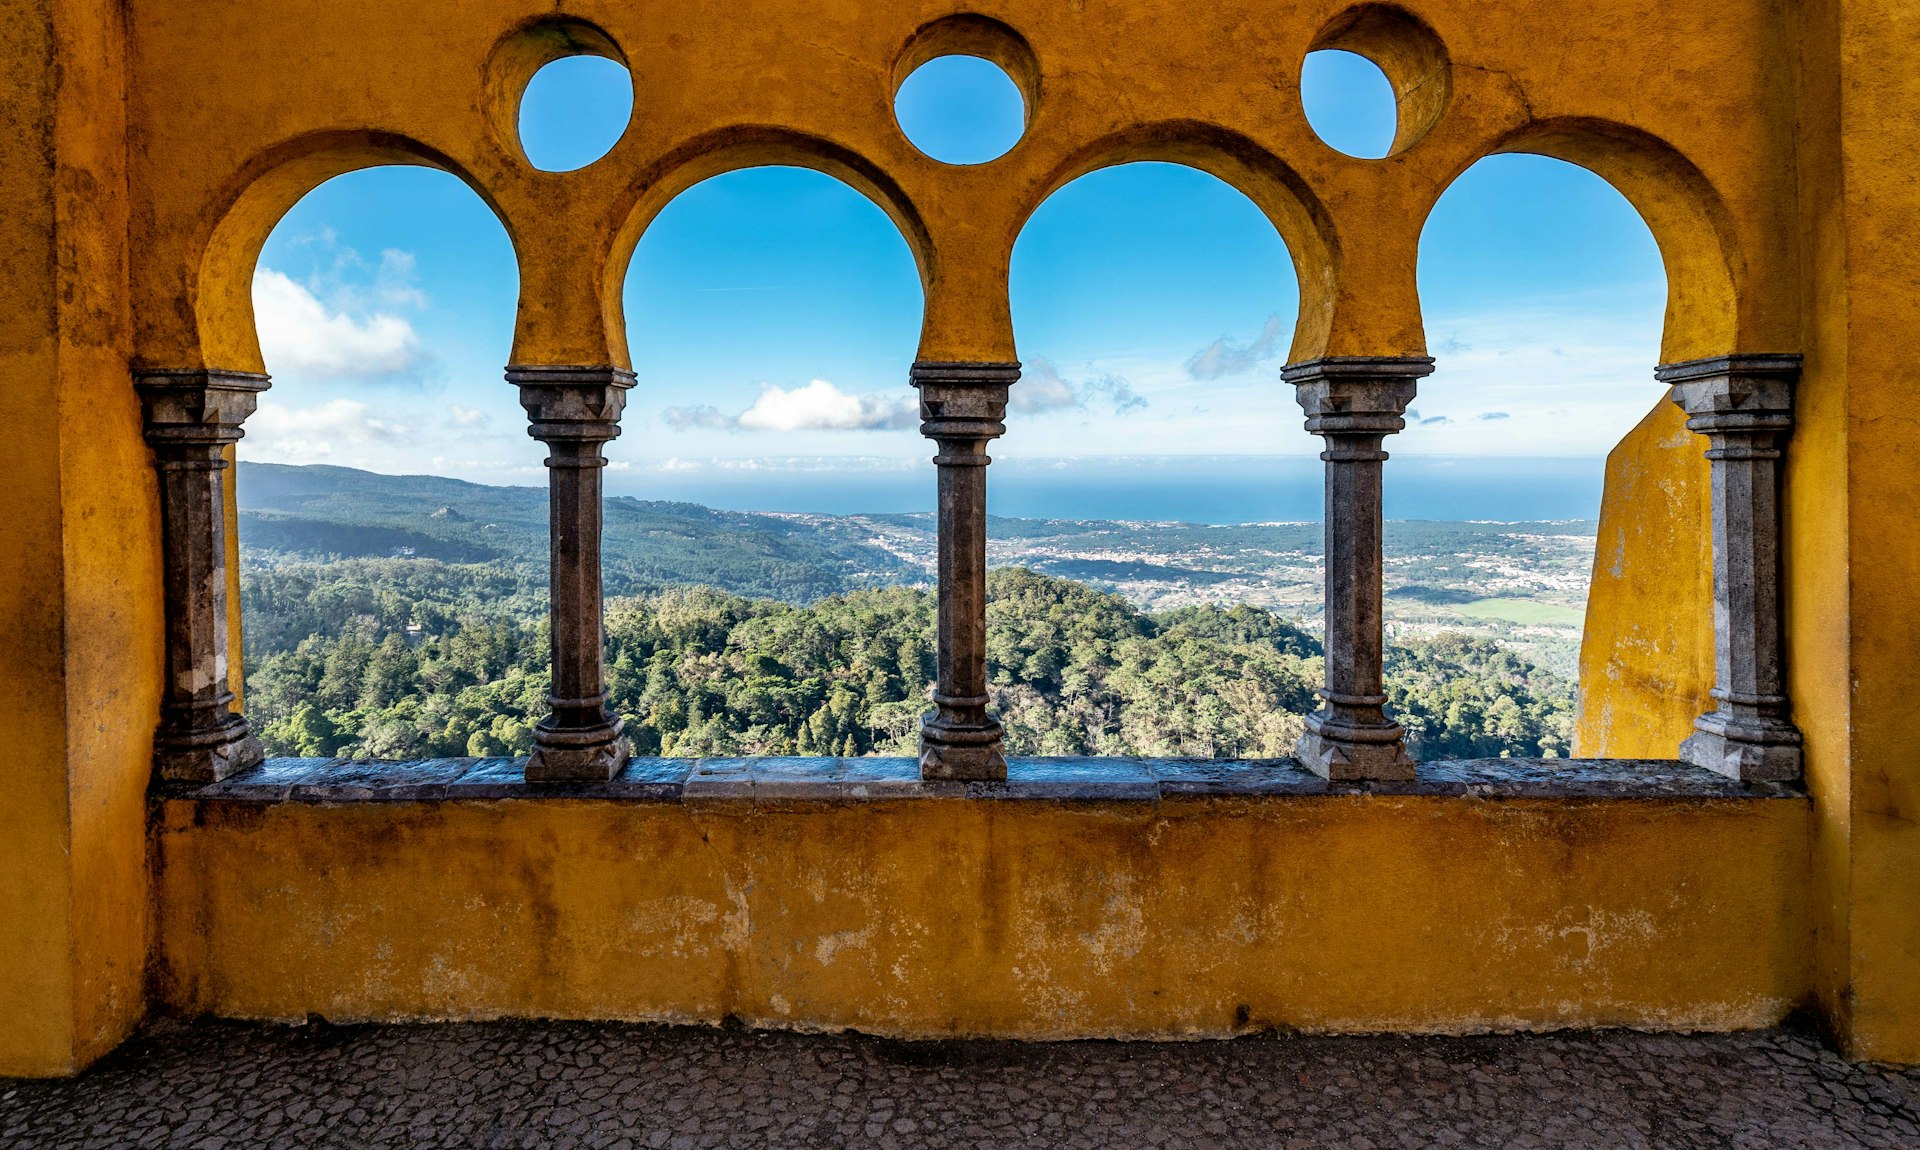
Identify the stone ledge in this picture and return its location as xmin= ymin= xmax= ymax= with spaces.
xmin=161 ymin=755 xmax=1802 ymax=805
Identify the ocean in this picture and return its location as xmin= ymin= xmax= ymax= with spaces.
xmin=606 ymin=456 xmax=1608 ymax=524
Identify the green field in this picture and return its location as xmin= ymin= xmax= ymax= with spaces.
xmin=1450 ymin=598 xmax=1587 ymax=627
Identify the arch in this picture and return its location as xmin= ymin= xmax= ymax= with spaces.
xmin=195 ymin=131 xmax=518 ymax=374
xmin=234 ymin=162 xmax=526 ymax=760
xmin=605 ymin=129 xmax=934 ymax=369
xmin=1012 ymin=123 xmax=1337 ymax=362
xmin=1468 ymin=118 xmax=1743 ymax=363
xmin=1412 ymin=144 xmax=1700 ymax=763
xmin=1000 ymin=157 xmax=1312 ymax=520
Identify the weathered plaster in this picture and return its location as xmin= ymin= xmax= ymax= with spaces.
xmin=153 ymin=759 xmax=1812 ymax=1041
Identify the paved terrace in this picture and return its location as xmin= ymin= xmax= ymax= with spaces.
xmin=3 ymin=1020 xmax=1916 ymax=1149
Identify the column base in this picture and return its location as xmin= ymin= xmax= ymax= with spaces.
xmin=1295 ymin=720 xmax=1414 ymax=782
xmin=1679 ymin=712 xmax=1802 ymax=782
xmin=155 ymin=714 xmax=265 ymax=784
xmin=526 ymin=717 xmax=630 ymax=784
xmin=919 ymin=714 xmax=1007 ymax=781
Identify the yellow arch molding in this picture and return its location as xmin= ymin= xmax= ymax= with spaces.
xmin=1485 ymin=118 xmax=1743 ymax=364
xmin=600 ymin=128 xmax=935 ymax=371
xmin=192 ymin=131 xmax=520 ymax=375
xmin=1013 ymin=122 xmax=1337 ymax=364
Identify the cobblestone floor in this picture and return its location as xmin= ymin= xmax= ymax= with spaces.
xmin=4 ymin=1020 xmax=1918 ymax=1149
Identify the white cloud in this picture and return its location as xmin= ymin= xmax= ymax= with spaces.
xmin=662 ymin=380 xmax=917 ymax=432
xmin=446 ymin=405 xmax=489 ymax=428
xmin=1016 ymin=357 xmax=1147 ymax=416
xmin=253 ymin=268 xmax=421 ymax=379
xmin=1013 ymin=357 xmax=1077 ymax=413
xmin=739 ymin=380 xmax=917 ymax=431
xmin=660 ymin=404 xmax=736 ymax=431
xmin=371 ymin=249 xmax=427 ymax=309
xmin=243 ymin=398 xmax=411 ymax=462
xmin=1185 ymin=314 xmax=1290 ymax=380
xmin=1081 ymin=373 xmax=1147 ymax=415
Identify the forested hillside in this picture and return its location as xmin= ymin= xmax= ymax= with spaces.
xmin=244 ymin=560 xmax=1575 ymax=763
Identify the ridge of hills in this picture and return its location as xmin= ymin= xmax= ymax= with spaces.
xmin=237 ymin=462 xmax=921 ymax=602
xmin=236 ymin=462 xmax=1598 ymax=671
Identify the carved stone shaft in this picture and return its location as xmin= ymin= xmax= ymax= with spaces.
xmin=511 ymin=366 xmax=634 ymax=783
xmin=1661 ymin=354 xmax=1803 ymax=782
xmin=136 ymin=369 xmax=269 ymax=783
xmin=1287 ymin=357 xmax=1433 ymax=781
xmin=912 ymin=362 xmax=1019 ymax=781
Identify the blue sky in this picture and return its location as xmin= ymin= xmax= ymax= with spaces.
xmin=241 ymin=51 xmax=1668 ymax=500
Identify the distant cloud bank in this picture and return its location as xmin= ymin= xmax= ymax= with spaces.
xmin=660 ymin=365 xmax=1147 ymax=434
xmin=245 ymin=398 xmax=411 ymax=462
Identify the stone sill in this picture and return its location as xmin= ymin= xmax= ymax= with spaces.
xmin=163 ymin=756 xmax=1803 ymax=805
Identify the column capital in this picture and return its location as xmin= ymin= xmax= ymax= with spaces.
xmin=135 ymin=368 xmax=270 ymax=453
xmin=1286 ymin=356 xmax=1432 ymax=439
xmin=1659 ymin=354 xmax=1798 ymax=438
xmin=911 ymin=361 xmax=1017 ymax=445
xmin=508 ymin=365 xmax=634 ymax=446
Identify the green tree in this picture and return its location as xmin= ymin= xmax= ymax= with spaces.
xmin=244 ymin=557 xmax=1574 ymax=765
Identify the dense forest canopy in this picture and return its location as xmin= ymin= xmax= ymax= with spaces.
xmin=243 ymin=559 xmax=1575 ymax=762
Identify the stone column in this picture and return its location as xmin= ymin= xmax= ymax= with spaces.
xmin=136 ymin=369 xmax=269 ymax=783
xmin=510 ymin=366 xmax=634 ymax=783
xmin=1660 ymin=354 xmax=1803 ymax=782
xmin=912 ymin=361 xmax=1019 ymax=781
xmin=1287 ymin=356 xmax=1433 ymax=780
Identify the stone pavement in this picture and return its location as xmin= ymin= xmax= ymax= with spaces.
xmin=3 ymin=1020 xmax=1917 ymax=1149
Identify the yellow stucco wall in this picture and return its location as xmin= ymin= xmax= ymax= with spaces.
xmin=1 ymin=0 xmax=1916 ymax=1074
xmin=1573 ymin=396 xmax=1714 ymax=758
xmin=0 ymin=0 xmax=159 ymax=1078
xmin=122 ymin=0 xmax=1801 ymax=375
xmin=0 ymin=0 xmax=82 ymax=1076
xmin=1801 ymin=0 xmax=1920 ymax=1062
xmin=1577 ymin=0 xmax=1920 ymax=1062
xmin=154 ymin=795 xmax=1812 ymax=1039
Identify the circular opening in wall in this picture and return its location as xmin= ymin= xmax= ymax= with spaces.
xmin=894 ymin=55 xmax=1026 ymax=165
xmin=1301 ymin=50 xmax=1398 ymax=159
xmin=1302 ymin=5 xmax=1452 ymax=158
xmin=518 ymin=54 xmax=634 ymax=172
